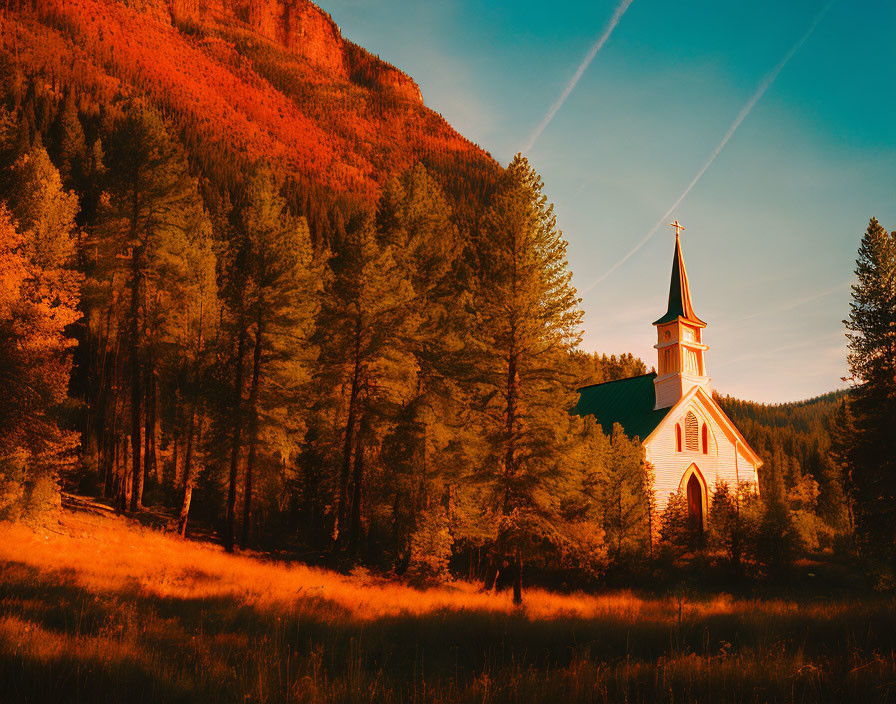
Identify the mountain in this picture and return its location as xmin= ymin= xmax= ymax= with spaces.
xmin=1 ymin=0 xmax=499 ymax=231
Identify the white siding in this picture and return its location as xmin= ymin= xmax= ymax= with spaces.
xmin=644 ymin=396 xmax=759 ymax=513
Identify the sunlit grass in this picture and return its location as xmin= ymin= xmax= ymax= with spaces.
xmin=1 ymin=503 xmax=894 ymax=702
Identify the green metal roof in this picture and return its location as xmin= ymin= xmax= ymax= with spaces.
xmin=572 ymin=372 xmax=671 ymax=441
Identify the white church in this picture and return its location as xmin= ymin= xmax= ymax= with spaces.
xmin=573 ymin=222 xmax=762 ymax=531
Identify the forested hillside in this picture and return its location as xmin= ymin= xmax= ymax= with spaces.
xmin=718 ymin=391 xmax=851 ymax=548
xmin=0 ymin=0 xmax=499 ymax=241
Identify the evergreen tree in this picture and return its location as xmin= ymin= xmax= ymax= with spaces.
xmin=312 ymin=217 xmax=416 ymax=551
xmin=95 ymin=103 xmax=207 ymax=512
xmin=50 ymin=90 xmax=87 ymax=188
xmin=657 ymin=490 xmax=690 ymax=560
xmin=0 ymin=147 xmax=81 ymax=516
xmin=754 ymin=481 xmax=800 ymax=575
xmin=844 ymin=217 xmax=896 ymax=560
xmin=600 ymin=425 xmax=653 ymax=562
xmin=224 ymin=167 xmax=321 ymax=548
xmin=374 ymin=165 xmax=469 ymax=567
xmin=708 ymin=481 xmax=759 ymax=573
xmin=470 ymin=154 xmax=583 ymax=604
xmin=827 ymin=398 xmax=856 ymax=536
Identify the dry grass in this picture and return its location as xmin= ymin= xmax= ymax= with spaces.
xmin=1 ymin=501 xmax=895 ymax=702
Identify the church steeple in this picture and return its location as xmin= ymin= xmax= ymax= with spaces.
xmin=652 ymin=222 xmax=711 ymax=409
xmin=653 ymin=226 xmax=706 ymax=327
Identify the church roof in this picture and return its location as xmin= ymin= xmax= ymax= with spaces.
xmin=572 ymin=372 xmax=671 ymax=441
xmin=653 ymin=234 xmax=706 ymax=326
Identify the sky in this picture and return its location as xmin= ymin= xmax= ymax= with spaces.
xmin=320 ymin=0 xmax=896 ymax=403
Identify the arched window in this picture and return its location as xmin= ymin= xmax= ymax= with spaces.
xmin=675 ymin=424 xmax=682 ymax=452
xmin=702 ymin=424 xmax=708 ymax=454
xmin=685 ymin=412 xmax=699 ymax=451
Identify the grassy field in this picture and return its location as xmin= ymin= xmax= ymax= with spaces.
xmin=1 ymin=499 xmax=894 ymax=703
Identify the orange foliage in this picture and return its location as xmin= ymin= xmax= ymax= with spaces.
xmin=0 ymin=501 xmax=859 ymax=625
xmin=1 ymin=0 xmax=495 ymax=203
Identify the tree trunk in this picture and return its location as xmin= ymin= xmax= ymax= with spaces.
xmin=143 ymin=349 xmax=157 ymax=499
xmin=177 ymin=406 xmax=197 ymax=538
xmin=152 ymin=367 xmax=161 ymax=485
xmin=225 ymin=312 xmax=248 ymax=553
xmin=178 ymin=300 xmax=205 ymax=539
xmin=335 ymin=323 xmax=363 ymax=545
xmin=512 ymin=547 xmax=523 ymax=606
xmin=242 ymin=317 xmax=263 ymax=547
xmin=483 ymin=558 xmax=500 ymax=592
xmin=349 ymin=424 xmax=365 ymax=552
xmin=121 ymin=436 xmax=132 ymax=511
xmin=172 ymin=428 xmax=180 ymax=490
xmin=483 ymin=532 xmax=503 ymax=592
xmin=129 ymin=261 xmax=143 ymax=513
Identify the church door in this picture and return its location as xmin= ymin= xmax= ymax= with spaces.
xmin=686 ymin=473 xmax=704 ymax=534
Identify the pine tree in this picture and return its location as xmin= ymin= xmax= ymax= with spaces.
xmin=374 ymin=165 xmax=469 ymax=566
xmin=827 ymin=398 xmax=856 ymax=536
xmin=167 ymin=200 xmax=219 ymax=537
xmin=312 ymin=217 xmax=416 ymax=551
xmin=708 ymin=481 xmax=760 ymax=573
xmin=232 ymin=167 xmax=321 ymax=547
xmin=469 ymin=154 xmax=583 ymax=604
xmin=50 ymin=90 xmax=87 ymax=188
xmin=844 ymin=217 xmax=896 ymax=560
xmin=597 ymin=425 xmax=653 ymax=562
xmin=658 ymin=490 xmax=690 ymax=559
xmin=0 ymin=146 xmax=81 ymax=516
xmin=95 ymin=103 xmax=207 ymax=512
xmin=755 ymin=481 xmax=800 ymax=575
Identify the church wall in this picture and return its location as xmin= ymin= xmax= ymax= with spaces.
xmin=644 ymin=397 xmax=759 ymax=514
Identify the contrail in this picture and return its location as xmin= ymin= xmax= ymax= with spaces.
xmin=521 ymin=0 xmax=635 ymax=154
xmin=581 ymin=0 xmax=836 ymax=294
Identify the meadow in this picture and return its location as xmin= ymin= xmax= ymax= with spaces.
xmin=0 ymin=499 xmax=894 ymax=703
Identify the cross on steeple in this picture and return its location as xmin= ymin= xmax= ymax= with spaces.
xmin=669 ymin=220 xmax=685 ymax=237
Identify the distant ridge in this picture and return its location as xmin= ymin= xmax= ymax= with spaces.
xmin=0 ymin=0 xmax=499 ymax=220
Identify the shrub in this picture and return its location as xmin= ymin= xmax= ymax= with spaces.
xmin=755 ymin=488 xmax=801 ymax=574
xmin=561 ymin=518 xmax=609 ymax=580
xmin=657 ymin=491 xmax=690 ymax=559
xmin=407 ymin=504 xmax=453 ymax=583
xmin=0 ymin=450 xmax=26 ymax=521
xmin=24 ymin=472 xmax=62 ymax=519
xmin=709 ymin=481 xmax=760 ymax=572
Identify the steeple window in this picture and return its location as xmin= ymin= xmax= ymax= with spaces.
xmin=684 ymin=412 xmax=698 ymax=451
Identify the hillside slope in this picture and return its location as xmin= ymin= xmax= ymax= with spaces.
xmin=0 ymin=497 xmax=892 ymax=702
xmin=0 ymin=0 xmax=497 ymax=214
xmin=717 ymin=390 xmax=849 ymax=531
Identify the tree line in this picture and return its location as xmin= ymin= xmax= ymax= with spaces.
xmin=0 ymin=73 xmax=890 ymax=596
xmin=0 ymin=87 xmax=665 ymax=602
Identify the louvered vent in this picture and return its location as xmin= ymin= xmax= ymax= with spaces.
xmin=685 ymin=412 xmax=699 ymax=451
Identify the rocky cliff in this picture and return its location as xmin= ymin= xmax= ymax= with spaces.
xmin=2 ymin=0 xmax=492 ymax=209
xmin=167 ymin=0 xmax=422 ymax=103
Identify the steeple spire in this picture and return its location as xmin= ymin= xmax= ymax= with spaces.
xmin=652 ymin=222 xmax=711 ymax=409
xmin=653 ymin=224 xmax=706 ymax=327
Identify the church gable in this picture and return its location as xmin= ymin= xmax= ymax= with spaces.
xmin=644 ymin=387 xmax=761 ymax=506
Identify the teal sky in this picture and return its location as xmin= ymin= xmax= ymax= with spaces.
xmin=321 ymin=0 xmax=896 ymax=403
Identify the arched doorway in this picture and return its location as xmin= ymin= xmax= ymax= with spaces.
xmin=686 ymin=473 xmax=704 ymax=534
